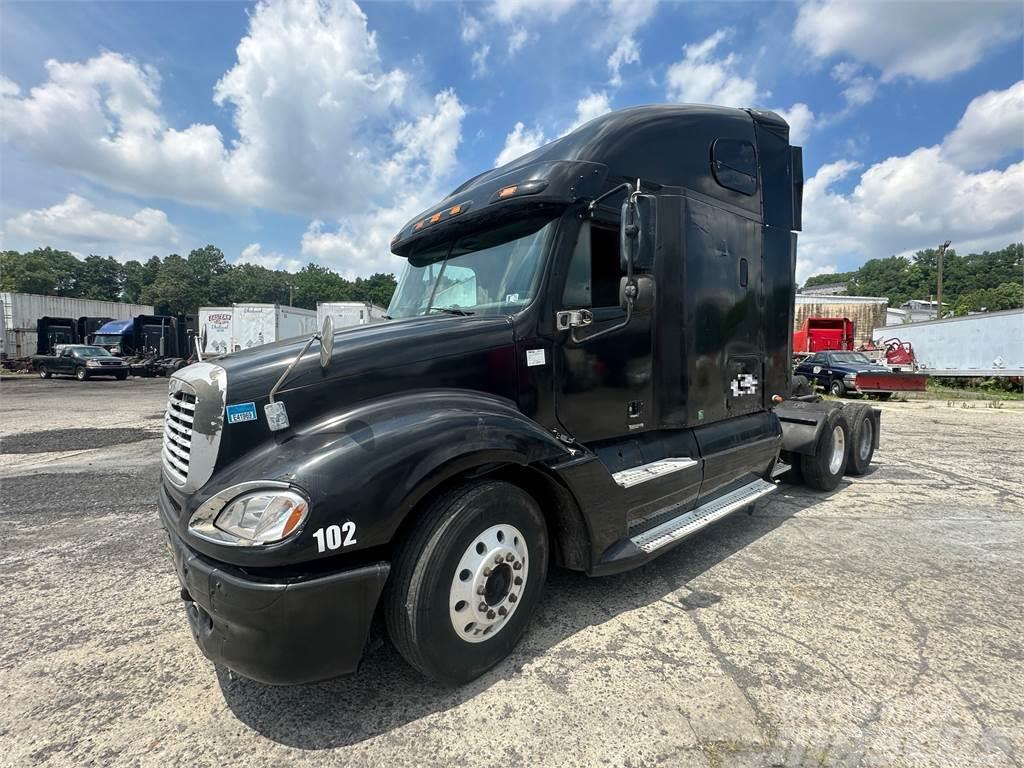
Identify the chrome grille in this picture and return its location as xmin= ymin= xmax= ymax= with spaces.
xmin=163 ymin=383 xmax=197 ymax=486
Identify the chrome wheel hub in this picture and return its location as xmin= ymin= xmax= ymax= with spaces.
xmin=829 ymin=425 xmax=846 ymax=475
xmin=449 ymin=524 xmax=528 ymax=643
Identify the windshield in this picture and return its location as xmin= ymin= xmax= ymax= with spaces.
xmin=387 ymin=215 xmax=557 ymax=319
xmin=92 ymin=334 xmax=123 ymax=345
xmin=831 ymin=352 xmax=872 ymax=364
xmin=75 ymin=347 xmax=113 ymax=357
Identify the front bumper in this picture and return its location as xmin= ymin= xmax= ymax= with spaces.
xmin=164 ymin=527 xmax=389 ymax=685
xmin=86 ymin=364 xmax=129 ymax=375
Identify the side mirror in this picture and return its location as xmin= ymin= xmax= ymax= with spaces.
xmin=620 ymin=275 xmax=655 ymax=314
xmin=619 ymin=194 xmax=656 ymax=273
xmin=319 ymin=315 xmax=334 ymax=368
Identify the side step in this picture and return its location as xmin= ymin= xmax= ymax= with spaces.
xmin=630 ymin=478 xmax=777 ymax=554
xmin=612 ymin=457 xmax=698 ymax=488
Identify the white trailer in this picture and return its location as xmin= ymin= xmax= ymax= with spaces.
xmin=0 ymin=291 xmax=153 ymax=358
xmin=198 ymin=307 xmax=234 ymax=356
xmin=231 ymin=304 xmax=317 ymax=351
xmin=316 ymin=301 xmax=387 ymax=330
xmin=873 ymin=308 xmax=1024 ymax=376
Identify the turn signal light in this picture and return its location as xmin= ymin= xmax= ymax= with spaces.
xmin=498 ymin=185 xmax=518 ymax=198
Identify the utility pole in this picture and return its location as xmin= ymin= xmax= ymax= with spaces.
xmin=288 ymin=283 xmax=294 ymax=307
xmin=936 ymin=240 xmax=951 ymax=319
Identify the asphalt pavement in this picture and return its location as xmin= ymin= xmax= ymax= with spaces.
xmin=1 ymin=375 xmax=1022 ymax=767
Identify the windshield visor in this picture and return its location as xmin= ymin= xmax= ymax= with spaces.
xmin=387 ymin=215 xmax=557 ymax=319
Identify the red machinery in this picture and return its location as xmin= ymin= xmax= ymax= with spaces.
xmin=860 ymin=338 xmax=917 ymax=369
xmin=793 ymin=317 xmax=854 ymax=355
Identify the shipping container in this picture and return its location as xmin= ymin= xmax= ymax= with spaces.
xmin=198 ymin=307 xmax=234 ymax=356
xmin=0 ymin=292 xmax=153 ymax=357
xmin=794 ymin=295 xmax=888 ymax=348
xmin=316 ymin=301 xmax=387 ymax=330
xmin=230 ymin=304 xmax=317 ymax=351
xmin=873 ymin=308 xmax=1024 ymax=377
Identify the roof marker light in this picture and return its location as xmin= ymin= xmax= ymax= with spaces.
xmin=498 ymin=185 xmax=518 ymax=198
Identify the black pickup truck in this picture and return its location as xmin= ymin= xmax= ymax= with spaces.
xmin=159 ymin=104 xmax=881 ymax=686
xmin=34 ymin=345 xmax=130 ymax=381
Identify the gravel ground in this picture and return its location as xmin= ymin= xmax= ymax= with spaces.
xmin=1 ymin=376 xmax=1022 ymax=767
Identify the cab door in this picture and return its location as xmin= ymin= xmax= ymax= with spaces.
xmin=553 ymin=219 xmax=653 ymax=444
xmin=55 ymin=348 xmax=74 ymax=373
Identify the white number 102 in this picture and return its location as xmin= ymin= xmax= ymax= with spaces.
xmin=312 ymin=522 xmax=357 ymax=552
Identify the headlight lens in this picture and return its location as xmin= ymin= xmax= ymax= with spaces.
xmin=86 ymin=360 xmax=102 ymax=366
xmin=213 ymin=490 xmax=309 ymax=545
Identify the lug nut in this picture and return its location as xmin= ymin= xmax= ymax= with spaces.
xmin=476 ymin=585 xmax=485 ymax=595
xmin=514 ymin=576 xmax=523 ymax=585
xmin=506 ymin=553 xmax=515 ymax=562
xmin=498 ymin=606 xmax=508 ymax=616
xmin=494 ymin=554 xmax=503 ymax=564
xmin=484 ymin=567 xmax=493 ymax=577
xmin=478 ymin=602 xmax=488 ymax=612
xmin=513 ymin=562 xmax=522 ymax=571
xmin=508 ymin=594 xmax=517 ymax=603
xmin=487 ymin=610 xmax=496 ymax=619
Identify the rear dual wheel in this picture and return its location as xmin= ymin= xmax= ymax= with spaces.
xmin=385 ymin=480 xmax=548 ymax=685
xmin=799 ymin=411 xmax=850 ymax=491
xmin=842 ymin=404 xmax=876 ymax=476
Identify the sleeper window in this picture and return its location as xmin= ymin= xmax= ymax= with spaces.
xmin=712 ymin=138 xmax=758 ymax=196
xmin=563 ymin=221 xmax=623 ymax=309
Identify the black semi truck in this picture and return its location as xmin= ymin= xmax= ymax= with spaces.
xmin=93 ymin=314 xmax=196 ymax=376
xmin=159 ymin=104 xmax=880 ymax=686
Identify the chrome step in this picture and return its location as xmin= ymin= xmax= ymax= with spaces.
xmin=630 ymin=478 xmax=777 ymax=554
xmin=612 ymin=457 xmax=699 ymax=488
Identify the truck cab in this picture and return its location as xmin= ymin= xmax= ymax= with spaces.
xmin=159 ymin=105 xmax=880 ymax=686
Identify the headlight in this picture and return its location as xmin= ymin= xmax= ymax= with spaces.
xmin=86 ymin=360 xmax=102 ymax=366
xmin=188 ymin=483 xmax=309 ymax=547
xmin=215 ymin=490 xmax=308 ymax=544
xmin=844 ymin=373 xmax=857 ymax=380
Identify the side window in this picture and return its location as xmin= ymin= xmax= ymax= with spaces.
xmin=712 ymin=138 xmax=758 ymax=196
xmin=562 ymin=221 xmax=623 ymax=309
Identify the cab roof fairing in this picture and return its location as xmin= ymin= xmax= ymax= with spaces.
xmin=390 ymin=160 xmax=609 ymax=257
xmin=95 ymin=319 xmax=133 ymax=334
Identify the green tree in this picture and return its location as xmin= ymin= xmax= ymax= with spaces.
xmin=77 ymin=255 xmax=122 ymax=301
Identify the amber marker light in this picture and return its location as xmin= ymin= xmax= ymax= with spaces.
xmin=282 ymin=502 xmax=308 ymax=538
xmin=498 ymin=185 xmax=518 ymax=198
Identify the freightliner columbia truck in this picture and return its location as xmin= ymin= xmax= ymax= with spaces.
xmin=160 ymin=105 xmax=881 ymax=685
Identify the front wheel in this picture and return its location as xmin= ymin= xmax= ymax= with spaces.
xmin=385 ymin=480 xmax=548 ymax=684
xmin=829 ymin=379 xmax=847 ymax=397
xmin=75 ymin=366 xmax=89 ymax=381
xmin=38 ymin=365 xmax=51 ymax=379
xmin=116 ymin=372 xmax=129 ymax=381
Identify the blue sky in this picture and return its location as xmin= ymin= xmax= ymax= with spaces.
xmin=1 ymin=0 xmax=1022 ymax=284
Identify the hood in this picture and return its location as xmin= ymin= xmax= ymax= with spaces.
xmin=213 ymin=313 xmax=517 ymax=408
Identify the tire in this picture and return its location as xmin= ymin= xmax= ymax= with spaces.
xmin=38 ymin=365 xmax=50 ymax=379
xmin=791 ymin=375 xmax=812 ymax=397
xmin=385 ymin=479 xmax=549 ymax=684
xmin=842 ymin=404 xmax=876 ymax=476
xmin=829 ymin=378 xmax=846 ymax=397
xmin=75 ymin=366 xmax=89 ymax=381
xmin=799 ymin=411 xmax=850 ymax=491
xmin=116 ymin=372 xmax=128 ymax=381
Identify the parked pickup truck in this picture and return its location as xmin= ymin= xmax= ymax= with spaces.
xmin=794 ymin=350 xmax=926 ymax=399
xmin=34 ymin=345 xmax=130 ymax=381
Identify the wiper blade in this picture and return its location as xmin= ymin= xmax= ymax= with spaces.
xmin=427 ymin=306 xmax=475 ymax=316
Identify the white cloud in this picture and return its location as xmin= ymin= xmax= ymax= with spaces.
xmin=0 ymin=0 xmax=467 ymax=277
xmin=568 ymin=91 xmax=611 ymax=132
xmin=607 ymin=36 xmax=640 ymax=87
xmin=495 ymin=121 xmax=547 ymax=167
xmin=461 ymin=14 xmax=483 ymax=43
xmin=237 ymin=243 xmax=303 ymax=273
xmin=799 ymin=90 xmax=1024 ymax=282
xmin=831 ymin=62 xmax=877 ymax=110
xmin=774 ymin=103 xmax=815 ymax=145
xmin=4 ymin=194 xmax=179 ymax=251
xmin=471 ymin=44 xmax=490 ymax=78
xmin=0 ymin=75 xmax=20 ymax=97
xmin=795 ymin=0 xmax=1023 ymax=82
xmin=490 ymin=0 xmax=578 ymax=24
xmin=942 ymin=81 xmax=1024 ymax=170
xmin=507 ymin=28 xmax=529 ymax=56
xmin=665 ymin=29 xmax=761 ymax=107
